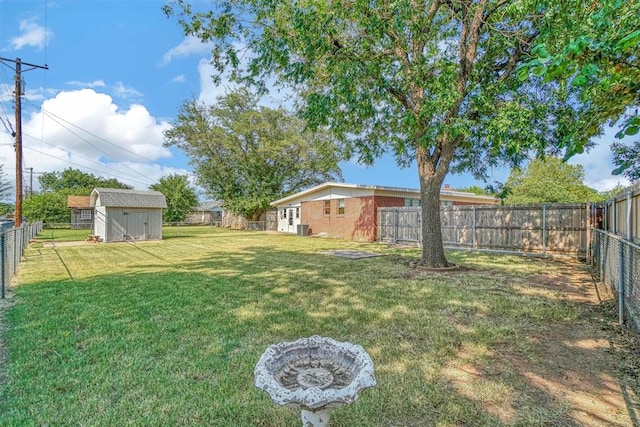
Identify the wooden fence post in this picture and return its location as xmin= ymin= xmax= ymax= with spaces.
xmin=618 ymin=239 xmax=625 ymax=325
xmin=542 ymin=205 xmax=547 ymax=255
xmin=472 ymin=206 xmax=477 ymax=249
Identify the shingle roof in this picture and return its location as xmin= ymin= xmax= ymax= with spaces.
xmin=195 ymin=200 xmax=223 ymax=211
xmin=67 ymin=196 xmax=91 ymax=208
xmin=90 ymin=188 xmax=167 ymax=208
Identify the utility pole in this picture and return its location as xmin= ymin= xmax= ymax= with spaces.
xmin=0 ymin=57 xmax=48 ymax=227
xmin=29 ymin=167 xmax=33 ymax=197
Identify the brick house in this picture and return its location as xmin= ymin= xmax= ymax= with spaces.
xmin=270 ymin=182 xmax=498 ymax=242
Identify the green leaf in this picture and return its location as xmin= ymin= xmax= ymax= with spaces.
xmin=532 ymin=65 xmax=547 ymax=77
xmin=516 ymin=67 xmax=529 ymax=82
xmin=571 ymin=75 xmax=587 ymax=86
xmin=615 ymin=30 xmax=640 ymax=51
xmin=625 ymin=126 xmax=639 ymax=136
xmin=612 ymin=164 xmax=629 ymax=176
xmin=581 ymin=64 xmax=598 ymax=77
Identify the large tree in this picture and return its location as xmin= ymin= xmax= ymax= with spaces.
xmin=150 ymin=174 xmax=199 ymax=223
xmin=165 ymin=0 xmax=592 ymax=267
xmin=164 ymin=88 xmax=343 ymax=220
xmin=23 ymin=192 xmax=70 ymax=224
xmin=39 ymin=168 xmax=132 ymax=193
xmin=504 ymin=157 xmax=603 ymax=204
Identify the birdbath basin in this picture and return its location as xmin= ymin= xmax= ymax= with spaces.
xmin=254 ymin=336 xmax=376 ymax=427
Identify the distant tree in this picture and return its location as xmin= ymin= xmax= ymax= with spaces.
xmin=598 ymin=183 xmax=627 ymax=201
xmin=0 ymin=203 xmax=13 ymax=217
xmin=0 ymin=165 xmax=12 ymax=200
xmin=505 ymin=157 xmax=603 ymax=204
xmin=455 ymin=185 xmax=494 ymax=196
xmin=164 ymin=88 xmax=343 ymax=220
xmin=39 ymin=168 xmax=132 ymax=193
xmin=150 ymin=174 xmax=199 ymax=223
xmin=22 ymin=192 xmax=70 ymax=224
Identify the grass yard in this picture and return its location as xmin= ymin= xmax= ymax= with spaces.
xmin=1 ymin=227 xmax=638 ymax=426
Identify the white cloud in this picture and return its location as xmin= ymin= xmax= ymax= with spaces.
xmin=197 ymin=58 xmax=239 ymax=105
xmin=160 ymin=36 xmax=213 ymax=66
xmin=112 ymin=82 xmax=143 ymax=100
xmin=6 ymin=88 xmax=181 ymax=191
xmin=568 ymin=126 xmax=631 ymax=192
xmin=67 ymin=80 xmax=106 ymax=88
xmin=9 ymin=19 xmax=53 ymax=50
xmin=171 ymin=74 xmax=186 ymax=83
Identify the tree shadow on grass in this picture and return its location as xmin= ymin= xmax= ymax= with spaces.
xmin=2 ymin=244 xmax=639 ymax=426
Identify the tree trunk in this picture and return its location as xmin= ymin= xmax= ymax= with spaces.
xmin=417 ymin=150 xmax=450 ymax=268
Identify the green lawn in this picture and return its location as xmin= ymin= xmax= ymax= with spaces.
xmin=0 ymin=227 xmax=635 ymax=425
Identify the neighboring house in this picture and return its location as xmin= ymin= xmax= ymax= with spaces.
xmin=67 ymin=196 xmax=93 ymax=229
xmin=90 ymin=188 xmax=167 ymax=242
xmin=186 ymin=201 xmax=224 ymax=225
xmin=270 ymin=182 xmax=498 ymax=242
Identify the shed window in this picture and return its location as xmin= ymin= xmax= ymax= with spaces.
xmin=80 ymin=209 xmax=92 ymax=220
xmin=337 ymin=199 xmax=345 ymax=215
xmin=296 ymin=208 xmax=300 ymax=219
xmin=323 ymin=200 xmax=331 ymax=215
xmin=283 ymin=209 xmax=287 ymax=219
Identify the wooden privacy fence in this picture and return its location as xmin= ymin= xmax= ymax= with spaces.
xmin=378 ymin=204 xmax=591 ymax=257
xmin=599 ymin=183 xmax=640 ymax=244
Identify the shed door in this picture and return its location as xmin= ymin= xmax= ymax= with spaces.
xmin=124 ymin=211 xmax=147 ymax=240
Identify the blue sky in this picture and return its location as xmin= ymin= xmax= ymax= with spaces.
xmin=0 ymin=0 xmax=629 ymax=198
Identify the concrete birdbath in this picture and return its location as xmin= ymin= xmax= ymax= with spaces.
xmin=254 ymin=336 xmax=376 ymax=427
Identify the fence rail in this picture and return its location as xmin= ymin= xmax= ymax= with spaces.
xmin=378 ymin=204 xmax=591 ymax=257
xmin=1 ymin=222 xmax=43 ymax=298
xmin=590 ymin=229 xmax=640 ymax=330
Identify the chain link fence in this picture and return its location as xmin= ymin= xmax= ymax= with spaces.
xmin=590 ymin=229 xmax=640 ymax=330
xmin=1 ymin=222 xmax=43 ymax=298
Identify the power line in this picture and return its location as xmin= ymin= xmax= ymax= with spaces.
xmin=38 ymin=105 xmax=164 ymax=164
xmin=22 ymin=131 xmax=156 ymax=186
xmin=23 ymin=145 xmax=155 ymax=188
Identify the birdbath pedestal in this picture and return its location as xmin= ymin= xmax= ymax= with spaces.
xmin=254 ymin=336 xmax=376 ymax=427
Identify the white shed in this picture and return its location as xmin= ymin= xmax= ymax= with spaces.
xmin=90 ymin=188 xmax=167 ymax=242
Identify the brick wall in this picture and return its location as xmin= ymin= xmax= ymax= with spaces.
xmin=301 ymin=196 xmax=405 ymax=241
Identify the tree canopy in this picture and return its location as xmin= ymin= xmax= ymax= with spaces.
xmin=164 ymin=88 xmax=343 ymax=220
xmin=521 ymin=0 xmax=639 ymax=181
xmin=504 ymin=157 xmax=603 ymax=204
xmin=166 ymin=0 xmax=597 ymax=267
xmin=23 ymin=192 xmax=70 ymax=224
xmin=150 ymin=174 xmax=199 ymax=223
xmin=39 ymin=168 xmax=132 ymax=194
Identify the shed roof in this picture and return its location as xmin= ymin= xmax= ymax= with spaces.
xmin=90 ymin=188 xmax=167 ymax=208
xmin=67 ymin=196 xmax=91 ymax=208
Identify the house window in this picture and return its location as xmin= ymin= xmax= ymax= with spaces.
xmin=405 ymin=198 xmax=421 ymax=207
xmin=283 ymin=209 xmax=287 ymax=219
xmin=296 ymin=208 xmax=300 ymax=219
xmin=337 ymin=198 xmax=345 ymax=215
xmin=80 ymin=209 xmax=92 ymax=220
xmin=324 ymin=200 xmax=331 ymax=215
